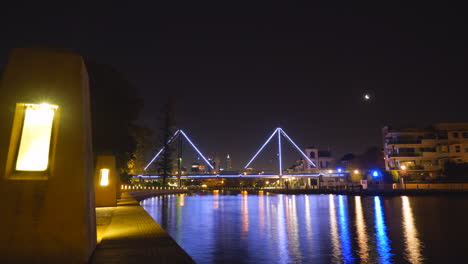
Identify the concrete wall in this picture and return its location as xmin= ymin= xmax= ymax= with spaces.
xmin=0 ymin=48 xmax=96 ymax=263
xmin=95 ymin=155 xmax=117 ymax=207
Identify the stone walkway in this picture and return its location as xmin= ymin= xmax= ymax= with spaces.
xmin=91 ymin=193 xmax=194 ymax=264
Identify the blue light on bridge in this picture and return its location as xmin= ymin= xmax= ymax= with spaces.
xmin=372 ymin=170 xmax=380 ymax=178
xmin=337 ymin=168 xmax=343 ymax=173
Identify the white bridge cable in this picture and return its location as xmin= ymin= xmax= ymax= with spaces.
xmin=279 ymin=128 xmax=317 ymax=168
xmin=144 ymin=130 xmax=180 ymax=170
xmin=180 ymin=130 xmax=214 ymax=169
xmin=244 ymin=128 xmax=279 ymax=169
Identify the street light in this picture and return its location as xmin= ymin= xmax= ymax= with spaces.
xmin=353 ymin=169 xmax=360 ymax=174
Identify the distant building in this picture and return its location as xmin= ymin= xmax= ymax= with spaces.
xmin=214 ymin=157 xmax=221 ymax=171
xmin=287 ymin=147 xmax=335 ymax=173
xmin=304 ymin=147 xmax=334 ymax=170
xmin=191 ymin=162 xmax=200 ymax=172
xmin=226 ymin=154 xmax=232 ymax=171
xmin=383 ymin=123 xmax=468 ymax=179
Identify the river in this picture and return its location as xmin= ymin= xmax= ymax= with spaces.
xmin=141 ymin=191 xmax=468 ymax=263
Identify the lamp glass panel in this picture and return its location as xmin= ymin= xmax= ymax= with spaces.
xmin=100 ymin=169 xmax=109 ymax=186
xmin=16 ymin=104 xmax=57 ymax=171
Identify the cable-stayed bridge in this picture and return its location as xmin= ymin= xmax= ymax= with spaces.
xmin=138 ymin=127 xmax=347 ymax=182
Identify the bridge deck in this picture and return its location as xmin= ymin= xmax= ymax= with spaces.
xmin=91 ymin=193 xmax=194 ymax=264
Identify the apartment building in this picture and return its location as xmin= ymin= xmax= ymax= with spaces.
xmin=383 ymin=123 xmax=468 ymax=178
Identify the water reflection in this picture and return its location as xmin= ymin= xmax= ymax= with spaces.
xmin=329 ymin=195 xmax=342 ymax=263
xmin=241 ymin=192 xmax=249 ymax=235
xmin=286 ymin=195 xmax=301 ymax=261
xmin=277 ymin=195 xmax=289 ymax=263
xmin=304 ymin=195 xmax=312 ymax=238
xmin=355 ymin=196 xmax=369 ymax=262
xmin=213 ymin=190 xmax=219 ymax=209
xmin=179 ymin=193 xmax=185 ymax=207
xmin=374 ymin=196 xmax=392 ymax=264
xmin=402 ymin=196 xmax=423 ymax=263
xmin=141 ymin=193 xmax=453 ymax=264
xmin=338 ymin=195 xmax=354 ymax=263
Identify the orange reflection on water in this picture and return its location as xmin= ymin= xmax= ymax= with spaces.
xmin=402 ymin=196 xmax=423 ymax=264
xmin=241 ymin=192 xmax=249 ymax=235
xmin=179 ymin=194 xmax=185 ymax=207
xmin=259 ymin=192 xmax=265 ymax=230
xmin=354 ymin=196 xmax=369 ymax=262
xmin=213 ymin=191 xmax=219 ymax=209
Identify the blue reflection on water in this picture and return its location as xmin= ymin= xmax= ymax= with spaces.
xmin=141 ymin=193 xmax=418 ymax=263
xmin=338 ymin=195 xmax=354 ymax=263
xmin=277 ymin=195 xmax=290 ymax=263
xmin=374 ymin=196 xmax=393 ymax=263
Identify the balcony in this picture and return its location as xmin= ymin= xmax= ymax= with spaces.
xmin=422 ymin=151 xmax=438 ymax=158
xmin=408 ymin=165 xmax=425 ymax=170
xmin=389 ymin=152 xmax=423 ymax=158
xmin=387 ymin=139 xmax=421 ymax=145
xmin=420 ymin=138 xmax=437 ymax=145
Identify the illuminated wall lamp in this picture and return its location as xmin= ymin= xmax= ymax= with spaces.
xmin=100 ymin=169 xmax=109 ymax=186
xmin=7 ymin=103 xmax=59 ymax=180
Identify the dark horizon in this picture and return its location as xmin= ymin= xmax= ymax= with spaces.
xmin=1 ymin=2 xmax=466 ymax=170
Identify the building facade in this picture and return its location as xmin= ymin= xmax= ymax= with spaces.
xmin=287 ymin=147 xmax=335 ymax=173
xmin=226 ymin=154 xmax=232 ymax=171
xmin=383 ymin=123 xmax=468 ymax=179
xmin=304 ymin=147 xmax=334 ymax=170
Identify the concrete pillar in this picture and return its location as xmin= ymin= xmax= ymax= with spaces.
xmin=0 ymin=48 xmax=96 ymax=263
xmin=94 ymin=155 xmax=117 ymax=207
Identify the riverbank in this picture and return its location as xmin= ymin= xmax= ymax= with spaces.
xmin=126 ymin=189 xmax=191 ymax=202
xmin=264 ymin=188 xmax=468 ymax=196
xmin=91 ymin=192 xmax=194 ymax=264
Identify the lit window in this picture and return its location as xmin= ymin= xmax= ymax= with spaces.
xmin=100 ymin=169 xmax=109 ymax=186
xmin=16 ymin=104 xmax=57 ymax=171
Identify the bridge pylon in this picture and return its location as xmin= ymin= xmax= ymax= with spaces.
xmin=144 ymin=129 xmax=214 ymax=187
xmin=244 ymin=127 xmax=317 ymax=176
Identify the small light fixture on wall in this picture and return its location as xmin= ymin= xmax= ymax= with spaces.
xmin=6 ymin=103 xmax=59 ymax=180
xmin=15 ymin=103 xmax=58 ymax=171
xmin=100 ymin=169 xmax=109 ymax=186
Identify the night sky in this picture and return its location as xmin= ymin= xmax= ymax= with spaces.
xmin=1 ymin=2 xmax=466 ymax=171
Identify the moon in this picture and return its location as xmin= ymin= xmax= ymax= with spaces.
xmin=364 ymin=93 xmax=371 ymax=100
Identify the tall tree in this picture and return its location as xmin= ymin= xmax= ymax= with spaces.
xmin=86 ymin=61 xmax=142 ymax=182
xmin=127 ymin=125 xmax=155 ymax=176
xmin=153 ymin=100 xmax=177 ymax=186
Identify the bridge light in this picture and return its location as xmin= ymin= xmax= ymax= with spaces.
xmin=353 ymin=169 xmax=360 ymax=174
xmin=328 ymin=169 xmax=333 ymax=173
xmin=337 ymin=168 xmax=343 ymax=173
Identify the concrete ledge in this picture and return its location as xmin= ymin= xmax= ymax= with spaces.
xmin=91 ymin=193 xmax=194 ymax=264
xmin=127 ymin=190 xmax=191 ymax=202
